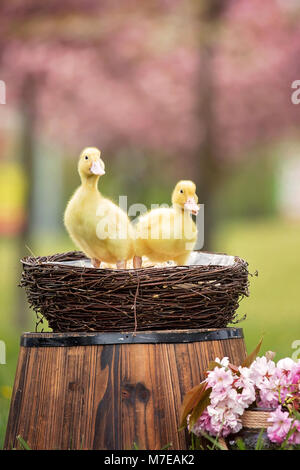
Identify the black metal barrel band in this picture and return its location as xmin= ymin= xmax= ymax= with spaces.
xmin=21 ymin=328 xmax=244 ymax=347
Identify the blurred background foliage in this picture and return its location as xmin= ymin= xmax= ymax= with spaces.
xmin=1 ymin=0 xmax=300 ymax=447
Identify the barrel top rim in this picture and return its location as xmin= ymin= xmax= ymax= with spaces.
xmin=20 ymin=328 xmax=244 ymax=347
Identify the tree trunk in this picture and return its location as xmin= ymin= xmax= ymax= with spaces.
xmin=194 ymin=1 xmax=227 ymax=251
xmin=16 ymin=74 xmax=37 ymax=328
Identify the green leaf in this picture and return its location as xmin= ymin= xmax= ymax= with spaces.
xmin=235 ymin=438 xmax=247 ymax=450
xmin=242 ymin=337 xmax=263 ymax=368
xmin=255 ymin=428 xmax=265 ymax=450
xmin=280 ymin=424 xmax=296 ymax=450
xmin=293 ymin=410 xmax=300 ymax=422
xmin=161 ymin=442 xmax=173 ymax=450
xmin=194 ymin=430 xmax=225 ymax=450
xmin=16 ymin=435 xmax=31 ymax=450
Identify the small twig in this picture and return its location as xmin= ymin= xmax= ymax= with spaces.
xmin=132 ymin=274 xmax=140 ymax=335
xmin=25 ymin=244 xmax=37 ymax=258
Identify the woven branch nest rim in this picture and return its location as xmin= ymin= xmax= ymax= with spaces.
xmin=20 ymin=250 xmax=251 ymax=333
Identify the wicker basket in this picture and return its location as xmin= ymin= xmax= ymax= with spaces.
xmin=219 ymin=409 xmax=274 ymax=450
xmin=20 ymin=251 xmax=250 ymax=333
xmin=241 ymin=409 xmax=272 ymax=429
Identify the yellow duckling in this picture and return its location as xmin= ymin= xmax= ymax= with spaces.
xmin=64 ymin=147 xmax=135 ymax=269
xmin=134 ymin=180 xmax=199 ymax=267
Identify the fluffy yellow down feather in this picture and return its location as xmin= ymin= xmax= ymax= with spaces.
xmin=64 ymin=147 xmax=135 ymax=269
xmin=134 ymin=180 xmax=199 ymax=267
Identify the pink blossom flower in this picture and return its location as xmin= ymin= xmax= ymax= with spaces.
xmin=222 ymin=410 xmax=242 ymax=435
xmin=288 ymin=419 xmax=300 ymax=445
xmin=206 ymin=367 xmax=233 ymax=391
xmin=236 ymin=367 xmax=256 ymax=406
xmin=258 ymin=385 xmax=279 ymax=409
xmin=267 ymin=406 xmax=292 ymax=444
xmin=289 ymin=361 xmax=300 ymax=385
xmin=291 ymin=368 xmax=300 ymax=385
xmin=215 ymin=357 xmax=230 ymax=368
xmin=237 ymin=384 xmax=256 ymax=407
xmin=190 ymin=410 xmax=209 ymax=436
xmin=275 ymin=359 xmax=298 ymax=390
xmin=224 ymin=388 xmax=245 ymax=414
xmin=192 ymin=410 xmax=220 ymax=437
xmin=277 ymin=358 xmax=296 ymax=372
xmin=209 ymin=385 xmax=230 ymax=404
xmin=191 ymin=355 xmax=300 ymax=444
xmin=238 ymin=366 xmax=252 ymax=380
xmin=205 ymin=404 xmax=243 ymax=437
xmin=249 ymin=356 xmax=276 ymax=388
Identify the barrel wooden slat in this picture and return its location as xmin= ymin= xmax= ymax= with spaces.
xmin=4 ymin=328 xmax=247 ymax=450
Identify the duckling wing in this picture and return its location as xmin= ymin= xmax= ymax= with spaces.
xmin=135 ymin=207 xmax=197 ymax=259
xmin=94 ymin=198 xmax=134 ymax=262
xmin=95 ymin=199 xmax=132 ymax=240
xmin=136 ymin=208 xmax=181 ymax=255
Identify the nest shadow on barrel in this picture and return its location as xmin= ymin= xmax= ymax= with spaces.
xmin=20 ymin=251 xmax=250 ymax=332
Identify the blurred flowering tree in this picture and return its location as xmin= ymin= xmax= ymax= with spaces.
xmin=1 ymin=0 xmax=300 ymax=241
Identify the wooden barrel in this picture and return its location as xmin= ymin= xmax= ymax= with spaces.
xmin=4 ymin=328 xmax=247 ymax=450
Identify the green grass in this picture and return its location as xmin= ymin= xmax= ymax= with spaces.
xmin=214 ymin=218 xmax=300 ymax=359
xmin=0 ymin=218 xmax=299 ymax=448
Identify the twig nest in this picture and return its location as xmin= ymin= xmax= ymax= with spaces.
xmin=20 ymin=251 xmax=250 ymax=332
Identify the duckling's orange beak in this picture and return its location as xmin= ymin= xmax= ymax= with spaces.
xmin=184 ymin=197 xmax=199 ymax=215
xmin=90 ymin=160 xmax=105 ymax=176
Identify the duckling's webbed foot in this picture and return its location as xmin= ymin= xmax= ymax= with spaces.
xmin=116 ymin=260 xmax=127 ymax=269
xmin=133 ymin=256 xmax=142 ymax=269
xmin=91 ymin=258 xmax=101 ymax=268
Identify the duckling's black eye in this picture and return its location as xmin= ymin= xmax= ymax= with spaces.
xmin=85 ymin=155 xmax=89 ymax=160
xmin=179 ymin=189 xmax=184 ymax=194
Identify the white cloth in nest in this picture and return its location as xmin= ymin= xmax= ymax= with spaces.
xmin=47 ymin=251 xmax=235 ymax=269
xmin=186 ymin=252 xmax=235 ymax=267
